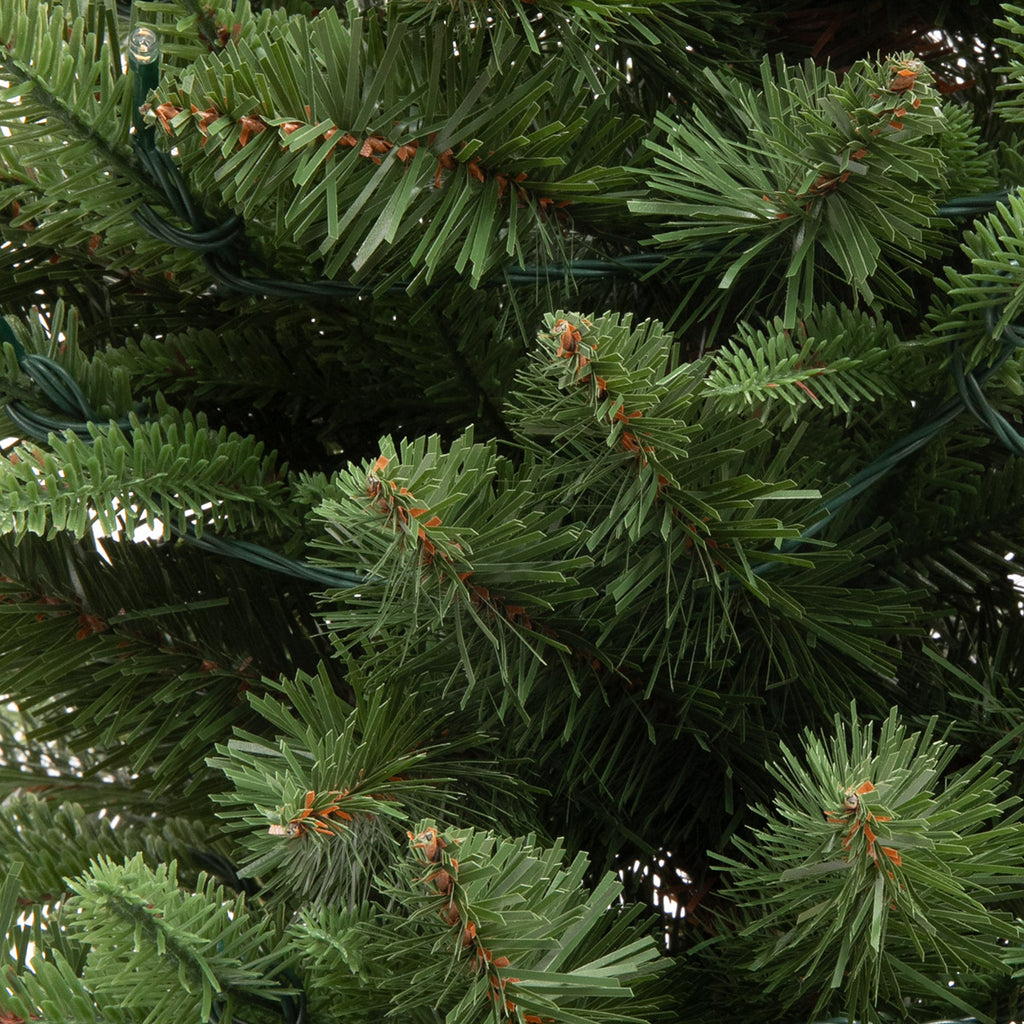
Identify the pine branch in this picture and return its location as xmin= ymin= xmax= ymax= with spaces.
xmin=716 ymin=706 xmax=1024 ymax=1024
xmin=930 ymin=189 xmax=1024 ymax=368
xmin=286 ymin=823 xmax=668 ymax=1024
xmin=208 ymin=660 xmax=536 ymax=906
xmin=0 ymin=0 xmax=210 ymax=287
xmin=0 ymin=794 xmax=214 ymax=907
xmin=103 ymin=284 xmax=523 ymax=463
xmin=0 ymin=531 xmax=333 ymax=804
xmin=145 ymin=4 xmax=644 ymax=286
xmin=631 ymin=54 xmax=954 ymax=327
xmin=65 ymin=855 xmax=285 ymax=1024
xmin=705 ymin=305 xmax=906 ymax=422
xmin=0 ymin=398 xmax=295 ymax=542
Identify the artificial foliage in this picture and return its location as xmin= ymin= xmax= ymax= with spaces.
xmin=717 ymin=707 xmax=1024 ymax=1024
xmin=4 ymin=1 xmax=1024 ymax=1023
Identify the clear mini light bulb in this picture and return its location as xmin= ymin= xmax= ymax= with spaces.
xmin=128 ymin=26 xmax=160 ymax=66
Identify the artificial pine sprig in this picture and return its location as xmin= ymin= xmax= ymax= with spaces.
xmin=405 ymin=823 xmax=555 ymax=1024
xmin=632 ymin=53 xmax=951 ymax=328
xmin=54 ymin=854 xmax=287 ymax=1024
xmin=704 ymin=305 xmax=907 ymax=423
xmin=208 ymin=660 xmax=535 ymax=905
xmin=0 ymin=794 xmax=214 ymax=907
xmin=397 ymin=823 xmax=669 ymax=1024
xmin=0 ymin=405 xmax=293 ymax=541
xmin=305 ymin=427 xmax=595 ymax=702
xmin=506 ymin=309 xmax=818 ymax=550
xmin=285 ymin=823 xmax=669 ymax=1024
xmin=363 ymin=822 xmax=669 ymax=1024
xmin=142 ymin=3 xmax=644 ymax=287
xmin=930 ymin=189 xmax=1024 ymax=368
xmin=716 ymin=705 xmax=1024 ymax=1024
xmin=995 ymin=4 xmax=1024 ymax=123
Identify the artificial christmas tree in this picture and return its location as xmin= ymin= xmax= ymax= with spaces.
xmin=3 ymin=0 xmax=1024 ymax=1021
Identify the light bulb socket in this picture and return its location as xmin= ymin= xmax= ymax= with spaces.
xmin=128 ymin=26 xmax=161 ymax=152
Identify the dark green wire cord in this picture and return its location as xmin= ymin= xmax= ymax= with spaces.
xmin=767 ymin=303 xmax=1024 ymax=565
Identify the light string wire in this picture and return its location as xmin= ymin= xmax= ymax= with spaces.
xmin=771 ymin=305 xmax=1024 ymax=562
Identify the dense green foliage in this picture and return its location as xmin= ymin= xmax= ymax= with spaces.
xmin=2 ymin=1 xmax=1024 ymax=1022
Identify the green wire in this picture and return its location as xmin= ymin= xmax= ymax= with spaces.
xmin=173 ymin=529 xmax=365 ymax=589
xmin=769 ymin=302 xmax=1024 ymax=563
xmin=1 ymin=317 xmax=135 ymax=442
